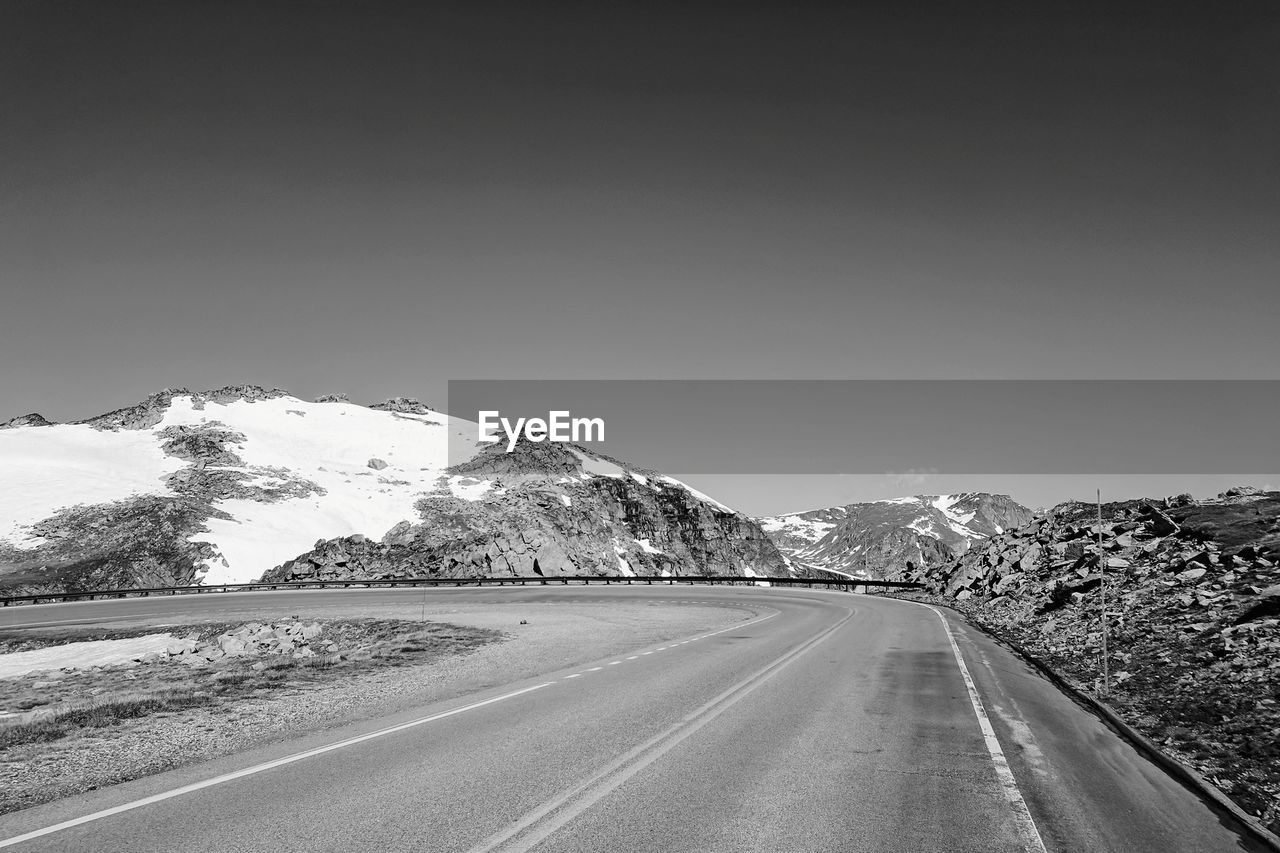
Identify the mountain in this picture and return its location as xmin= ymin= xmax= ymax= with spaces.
xmin=886 ymin=487 xmax=1280 ymax=832
xmin=0 ymin=386 xmax=788 ymax=594
xmin=760 ymin=493 xmax=1033 ymax=578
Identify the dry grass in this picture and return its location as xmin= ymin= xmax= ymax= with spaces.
xmin=0 ymin=619 xmax=499 ymax=754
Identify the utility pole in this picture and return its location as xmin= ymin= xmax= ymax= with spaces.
xmin=1098 ymin=489 xmax=1109 ymax=696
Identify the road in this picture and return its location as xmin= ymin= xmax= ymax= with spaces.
xmin=0 ymin=586 xmax=1266 ymax=852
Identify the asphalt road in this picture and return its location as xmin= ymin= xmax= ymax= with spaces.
xmin=0 ymin=587 xmax=1265 ymax=852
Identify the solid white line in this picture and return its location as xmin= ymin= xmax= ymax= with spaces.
xmin=922 ymin=604 xmax=1048 ymax=853
xmin=0 ymin=682 xmax=555 ymax=850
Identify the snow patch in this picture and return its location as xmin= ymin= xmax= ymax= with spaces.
xmin=0 ymin=634 xmax=179 ymax=679
xmin=567 ymin=448 xmax=625 ymax=479
xmin=659 ymin=476 xmax=735 ymax=512
xmin=761 ymin=515 xmax=835 ymax=542
xmin=0 ymin=424 xmax=184 ymax=544
xmin=447 ymin=475 xmax=494 ymax=501
xmin=611 ymin=539 xmax=636 ymax=576
xmin=634 ymin=538 xmax=663 ymax=554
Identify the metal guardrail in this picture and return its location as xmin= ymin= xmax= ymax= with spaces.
xmin=0 ymin=576 xmax=921 ymax=607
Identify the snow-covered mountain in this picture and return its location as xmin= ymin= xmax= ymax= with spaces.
xmin=760 ymin=493 xmax=1033 ymax=579
xmin=0 ymin=386 xmax=788 ymax=594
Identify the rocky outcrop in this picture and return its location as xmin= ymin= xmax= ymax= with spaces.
xmin=888 ymin=489 xmax=1280 ymax=832
xmin=369 ymin=397 xmax=434 ymax=414
xmin=0 ymin=496 xmax=224 ymax=595
xmin=266 ymin=441 xmax=789 ymax=582
xmin=157 ymin=422 xmax=247 ymax=466
xmin=168 ymin=620 xmax=332 ymax=667
xmin=77 ymin=386 xmax=290 ymax=431
xmin=1 ymin=414 xmax=54 ymax=429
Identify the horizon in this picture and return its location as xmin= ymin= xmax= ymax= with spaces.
xmin=2 ymin=380 xmax=1272 ymax=518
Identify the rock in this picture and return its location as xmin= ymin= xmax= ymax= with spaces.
xmin=1143 ymin=505 xmax=1181 ymax=536
xmin=301 ymin=622 xmax=322 ymax=640
xmin=1177 ymin=567 xmax=1208 ymax=582
xmin=1220 ymin=486 xmax=1264 ymax=499
xmin=1106 ymin=557 xmax=1131 ymax=569
xmin=367 ymin=458 xmax=388 ymax=470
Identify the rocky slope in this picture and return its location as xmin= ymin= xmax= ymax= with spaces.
xmin=761 ymin=493 xmax=1032 ymax=578
xmin=0 ymin=387 xmax=788 ymax=594
xmin=265 ymin=441 xmax=787 ymax=582
xmin=887 ymin=487 xmax=1280 ymax=832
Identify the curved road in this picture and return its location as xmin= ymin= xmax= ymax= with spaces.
xmin=0 ymin=587 xmax=1265 ymax=852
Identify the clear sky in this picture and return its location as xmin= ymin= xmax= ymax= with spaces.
xmin=3 ymin=1 xmax=1276 ymax=514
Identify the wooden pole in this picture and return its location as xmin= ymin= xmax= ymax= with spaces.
xmin=1098 ymin=488 xmax=1109 ymax=696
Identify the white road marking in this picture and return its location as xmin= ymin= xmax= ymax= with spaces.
xmin=564 ymin=674 xmax=582 ymax=679
xmin=625 ymin=656 xmax=638 ymax=660
xmin=607 ymin=661 xmax=621 ymax=666
xmin=0 ymin=682 xmax=555 ymax=850
xmin=467 ymin=607 xmax=852 ymax=853
xmin=586 ymin=667 xmax=603 ymax=672
xmin=922 ymin=603 xmax=1048 ymax=853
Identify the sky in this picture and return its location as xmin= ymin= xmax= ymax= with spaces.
xmin=2 ymin=1 xmax=1277 ymax=514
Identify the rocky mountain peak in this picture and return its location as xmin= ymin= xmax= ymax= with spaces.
xmin=71 ymin=386 xmax=292 ymax=431
xmin=0 ymin=413 xmax=55 ymax=430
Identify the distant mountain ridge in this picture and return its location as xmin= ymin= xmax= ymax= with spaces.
xmin=760 ymin=493 xmax=1033 ymax=578
xmin=0 ymin=386 xmax=788 ymax=594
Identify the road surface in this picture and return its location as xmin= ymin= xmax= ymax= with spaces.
xmin=0 ymin=586 xmax=1266 ymax=852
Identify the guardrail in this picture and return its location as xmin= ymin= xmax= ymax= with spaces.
xmin=0 ymin=576 xmax=922 ymax=607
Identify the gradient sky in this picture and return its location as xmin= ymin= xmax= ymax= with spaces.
xmin=3 ymin=1 xmax=1277 ymax=514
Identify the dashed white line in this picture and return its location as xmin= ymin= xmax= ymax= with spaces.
xmin=625 ymin=656 xmax=639 ymax=660
xmin=563 ymin=674 xmax=582 ymax=679
xmin=607 ymin=661 xmax=621 ymax=666
xmin=586 ymin=667 xmax=603 ymax=672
